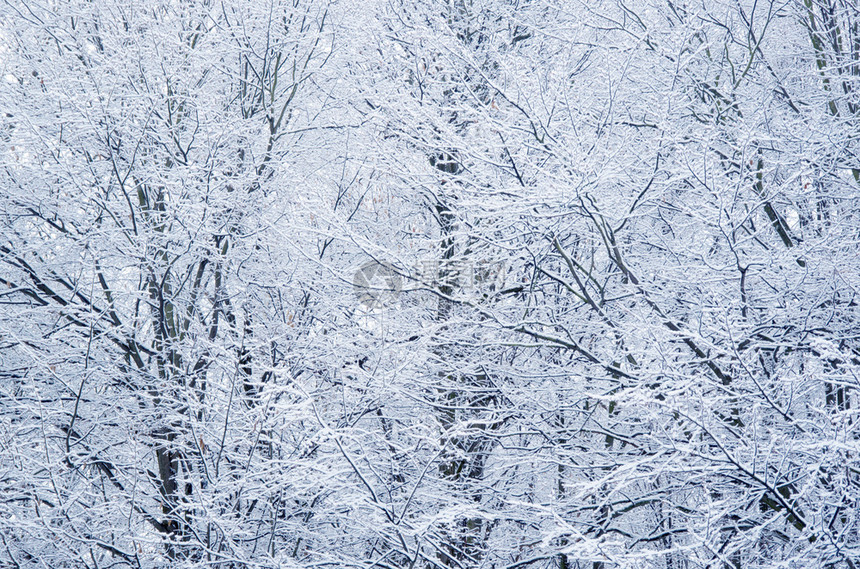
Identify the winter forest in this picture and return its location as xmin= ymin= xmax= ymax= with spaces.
xmin=2 ymin=0 xmax=860 ymax=567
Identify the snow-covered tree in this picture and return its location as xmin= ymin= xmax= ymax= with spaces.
xmin=2 ymin=0 xmax=859 ymax=568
